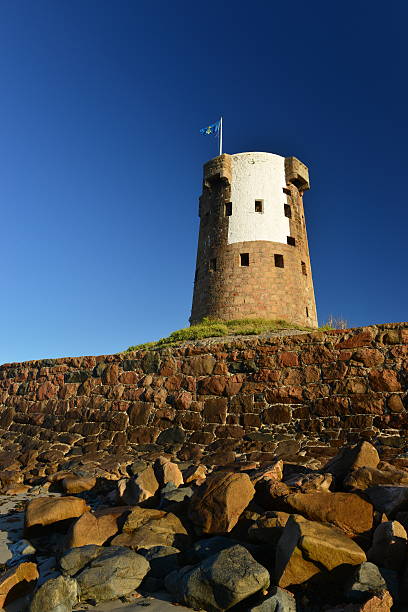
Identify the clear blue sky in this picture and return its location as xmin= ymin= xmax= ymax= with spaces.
xmin=1 ymin=1 xmax=407 ymax=364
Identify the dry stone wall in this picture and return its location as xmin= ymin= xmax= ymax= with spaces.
xmin=0 ymin=323 xmax=407 ymax=468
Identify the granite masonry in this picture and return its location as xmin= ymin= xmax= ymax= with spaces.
xmin=0 ymin=323 xmax=407 ymax=472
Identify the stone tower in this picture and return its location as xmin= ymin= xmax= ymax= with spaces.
xmin=190 ymin=152 xmax=318 ymax=327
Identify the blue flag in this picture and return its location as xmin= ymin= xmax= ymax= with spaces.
xmin=200 ymin=120 xmax=221 ymax=136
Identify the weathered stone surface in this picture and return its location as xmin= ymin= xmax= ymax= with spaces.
xmin=344 ymin=562 xmax=387 ymax=603
xmin=189 ymin=472 xmax=255 ymax=534
xmin=367 ymin=521 xmax=407 ymax=571
xmin=254 ymin=479 xmax=290 ymax=511
xmin=275 ymin=515 xmax=366 ymax=588
xmin=0 ymin=561 xmax=38 ymax=607
xmin=154 ymin=456 xmax=183 ymax=487
xmin=60 ymin=545 xmax=104 ymax=576
xmin=169 ymin=544 xmax=269 ymax=612
xmin=66 ymin=507 xmax=129 ymax=549
xmin=76 ymin=546 xmax=149 ymax=603
xmin=112 ymin=510 xmax=190 ymax=551
xmin=364 ymin=486 xmax=408 ymax=516
xmin=29 ymin=574 xmax=78 ymax=612
xmin=183 ymin=464 xmax=207 ymax=484
xmin=323 ymin=441 xmax=380 ymax=481
xmin=284 ymin=472 xmax=333 ymax=493
xmin=61 ymin=475 xmax=96 ymax=494
xmin=118 ymin=466 xmax=159 ymax=505
xmin=139 ymin=545 xmax=180 ymax=577
xmin=345 ymin=464 xmax=408 ymax=490
xmin=285 ymin=491 xmax=374 ymax=536
xmin=25 ymin=497 xmax=89 ymax=529
xmin=248 ymin=511 xmax=290 ymax=546
xmin=247 ymin=586 xmax=296 ymax=611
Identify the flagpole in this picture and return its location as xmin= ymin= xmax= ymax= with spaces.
xmin=219 ymin=116 xmax=223 ymax=156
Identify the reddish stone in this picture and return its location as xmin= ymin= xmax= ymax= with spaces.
xmin=102 ymin=364 xmax=119 ymax=384
xmin=254 ymin=369 xmax=281 ymax=382
xmin=265 ymin=386 xmax=303 ymax=404
xmin=37 ymin=382 xmax=57 ymax=401
xmin=229 ymin=395 xmax=255 ymax=414
xmin=313 ymin=397 xmax=349 ymax=417
xmin=388 ymin=395 xmax=404 ymax=413
xmin=304 ymin=366 xmax=321 ymax=383
xmin=322 ymin=361 xmax=348 ymax=380
xmin=279 ymin=352 xmax=299 ymax=367
xmin=241 ymin=413 xmax=261 ymax=427
xmin=215 ymin=425 xmax=245 ymax=438
xmin=128 ymin=402 xmax=152 ymax=426
xmin=337 ymin=330 xmax=375 ymax=348
xmin=174 ymin=390 xmax=192 ymax=410
xmin=198 ymin=376 xmax=226 ymax=396
xmin=127 ymin=426 xmax=158 ymax=444
xmin=369 ymin=370 xmax=401 ymax=392
xmin=203 ymin=398 xmax=227 ymax=424
xmin=352 ymin=349 xmax=385 ymax=367
xmin=177 ymin=411 xmax=203 ymax=430
xmin=301 ymin=346 xmax=338 ymax=365
xmin=263 ymin=406 xmax=291 ymax=424
xmin=119 ymin=371 xmax=138 ymax=384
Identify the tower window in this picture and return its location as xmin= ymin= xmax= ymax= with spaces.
xmin=274 ymin=254 xmax=284 ymax=268
xmin=240 ymin=253 xmax=249 ymax=267
xmin=225 ymin=202 xmax=232 ymax=216
xmin=255 ymin=200 xmax=263 ymax=213
xmin=287 ymin=236 xmax=296 ymax=246
xmin=284 ymin=204 xmax=292 ymax=218
xmin=209 ymin=258 xmax=217 ymax=272
xmin=301 ymin=261 xmax=307 ymax=275
xmin=306 ymin=307 xmax=309 ymax=317
xmin=283 ymin=187 xmax=291 ymax=195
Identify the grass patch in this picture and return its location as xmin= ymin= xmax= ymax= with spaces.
xmin=125 ymin=317 xmax=312 ymax=352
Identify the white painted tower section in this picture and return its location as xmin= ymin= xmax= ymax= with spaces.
xmin=228 ymin=152 xmax=289 ymax=245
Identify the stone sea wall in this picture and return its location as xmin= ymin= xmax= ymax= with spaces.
xmin=0 ymin=323 xmax=407 ymax=470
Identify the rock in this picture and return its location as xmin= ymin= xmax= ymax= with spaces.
xmin=66 ymin=507 xmax=130 ymax=548
xmin=117 ymin=466 xmax=159 ymax=505
xmin=0 ymin=561 xmax=38 ymax=607
xmin=247 ymin=586 xmax=297 ymax=611
xmin=29 ymin=574 xmax=78 ymax=612
xmin=324 ymin=441 xmax=380 ymax=482
xmin=61 ymin=475 xmax=96 ymax=494
xmin=139 ymin=545 xmax=180 ymax=577
xmin=344 ymin=562 xmax=387 ymax=603
xmin=9 ymin=538 xmax=36 ymax=559
xmin=189 ymin=471 xmax=255 ymax=534
xmin=248 ymin=511 xmax=290 ymax=546
xmin=121 ymin=507 xmax=166 ymax=533
xmin=111 ymin=510 xmax=190 ymax=551
xmin=345 ymin=464 xmax=408 ymax=490
xmin=359 ymin=591 xmax=393 ymax=611
xmin=285 ymin=491 xmax=373 ymax=537
xmin=364 ymin=486 xmax=408 ymax=516
xmin=172 ymin=544 xmax=270 ymax=612
xmin=160 ymin=483 xmax=193 ymax=507
xmin=183 ymin=464 xmax=207 ymax=484
xmin=60 ymin=545 xmax=104 ymax=576
xmin=250 ymin=460 xmax=284 ymax=483
xmin=367 ymin=521 xmax=407 ymax=571
xmin=154 ymin=457 xmax=183 ymax=487
xmin=254 ymin=479 xmax=291 ymax=511
xmin=275 ymin=515 xmax=366 ymax=588
xmin=187 ymin=536 xmax=241 ymax=564
xmin=25 ymin=497 xmax=89 ymax=529
xmin=76 ymin=546 xmax=149 ymax=603
xmin=156 ymin=426 xmax=186 ymax=446
xmin=284 ymin=472 xmax=333 ymax=493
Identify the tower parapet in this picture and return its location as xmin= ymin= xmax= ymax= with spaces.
xmin=190 ymin=151 xmax=318 ymax=328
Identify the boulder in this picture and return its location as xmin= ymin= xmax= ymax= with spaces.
xmin=364 ymin=486 xmax=408 ymax=516
xmin=248 ymin=511 xmax=291 ymax=546
xmin=121 ymin=507 xmax=166 ymax=533
xmin=323 ymin=441 xmax=380 ymax=482
xmin=60 ymin=545 xmax=104 ymax=576
xmin=0 ymin=561 xmax=38 ymax=607
xmin=345 ymin=463 xmax=408 ymax=490
xmin=65 ymin=507 xmax=130 ymax=548
xmin=25 ymin=497 xmax=89 ymax=529
xmin=139 ymin=545 xmax=180 ymax=577
xmin=275 ymin=515 xmax=366 ymax=588
xmin=117 ymin=465 xmax=159 ymax=505
xmin=284 ymin=472 xmax=333 ymax=493
xmin=111 ymin=510 xmax=190 ymax=551
xmin=160 ymin=483 xmax=193 ymax=507
xmin=250 ymin=460 xmax=284 ymax=484
xmin=255 ymin=479 xmax=291 ymax=511
xmin=187 ymin=536 xmax=241 ymax=564
xmin=367 ymin=521 xmax=407 ymax=571
xmin=61 ymin=475 xmax=96 ymax=494
xmin=76 ymin=546 xmax=149 ymax=603
xmin=183 ymin=464 xmax=207 ymax=484
xmin=247 ymin=586 xmax=297 ymax=611
xmin=189 ymin=471 xmax=255 ymax=534
xmin=29 ymin=574 xmax=78 ymax=612
xmin=285 ymin=491 xmax=373 ymax=537
xmin=170 ymin=544 xmax=269 ymax=612
xmin=344 ymin=562 xmax=387 ymax=603
xmin=154 ymin=457 xmax=183 ymax=487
